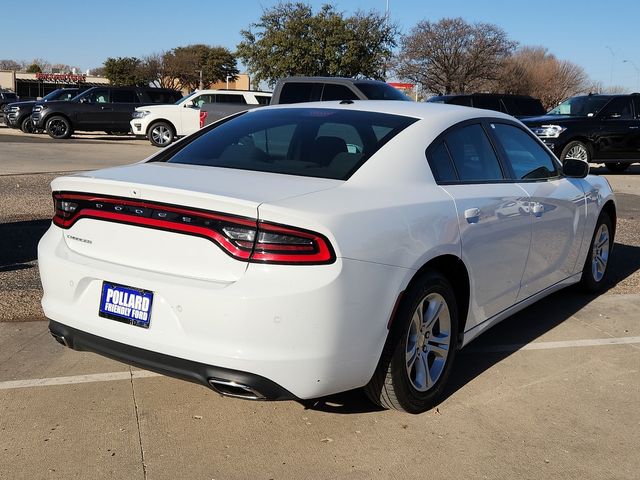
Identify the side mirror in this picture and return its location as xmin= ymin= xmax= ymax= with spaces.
xmin=184 ymin=100 xmax=195 ymax=108
xmin=563 ymin=158 xmax=589 ymax=178
xmin=79 ymin=97 xmax=89 ymax=104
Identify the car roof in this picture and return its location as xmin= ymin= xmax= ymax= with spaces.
xmin=279 ymin=76 xmax=388 ymax=85
xmin=251 ymin=99 xmax=516 ymax=124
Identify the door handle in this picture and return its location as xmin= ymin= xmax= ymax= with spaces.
xmin=464 ymin=208 xmax=481 ymax=224
xmin=532 ymin=203 xmax=544 ymax=217
xmin=100 ymin=106 xmax=113 ymax=111
xmin=629 ymin=126 xmax=639 ymax=129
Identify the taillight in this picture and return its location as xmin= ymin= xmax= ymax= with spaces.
xmin=52 ymin=192 xmax=335 ymax=265
xmin=199 ymin=111 xmax=208 ymax=129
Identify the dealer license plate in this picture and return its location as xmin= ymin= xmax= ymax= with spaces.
xmin=99 ymin=282 xmax=154 ymax=328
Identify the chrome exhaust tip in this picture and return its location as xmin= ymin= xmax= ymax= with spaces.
xmin=50 ymin=332 xmax=70 ymax=347
xmin=208 ymin=378 xmax=266 ymax=400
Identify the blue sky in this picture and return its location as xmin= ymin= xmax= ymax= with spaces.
xmin=2 ymin=0 xmax=639 ymax=91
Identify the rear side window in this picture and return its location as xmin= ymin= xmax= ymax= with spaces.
xmin=427 ymin=142 xmax=457 ymax=182
xmin=444 ymin=124 xmax=504 ymax=182
xmin=165 ymin=108 xmax=418 ymax=180
xmin=491 ymin=123 xmax=558 ymax=180
xmin=600 ymin=97 xmax=633 ymax=120
xmin=147 ymin=90 xmax=179 ymax=104
xmin=501 ymin=97 xmax=545 ymax=117
xmin=215 ymin=94 xmax=247 ymax=104
xmin=278 ymin=83 xmax=319 ymax=104
xmin=471 ymin=96 xmax=503 ymax=112
xmin=111 ymin=90 xmax=137 ymax=103
xmin=321 ymin=84 xmax=359 ymax=101
xmin=449 ymin=96 xmax=472 ymax=107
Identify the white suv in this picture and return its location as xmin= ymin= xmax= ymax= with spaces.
xmin=131 ymin=90 xmax=271 ymax=147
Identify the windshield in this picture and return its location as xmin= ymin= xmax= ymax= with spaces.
xmin=164 ymin=108 xmax=418 ymax=180
xmin=354 ymin=82 xmax=411 ymax=101
xmin=548 ymin=96 xmax=611 ymax=117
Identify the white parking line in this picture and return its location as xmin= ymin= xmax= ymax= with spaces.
xmin=0 ymin=336 xmax=638 ymax=391
xmin=0 ymin=370 xmax=160 ymax=391
xmin=467 ymin=336 xmax=640 ymax=353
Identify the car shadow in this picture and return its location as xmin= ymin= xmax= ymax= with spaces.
xmin=590 ymin=164 xmax=640 ymax=175
xmin=0 ymin=219 xmax=50 ymax=271
xmin=302 ymin=241 xmax=640 ymax=415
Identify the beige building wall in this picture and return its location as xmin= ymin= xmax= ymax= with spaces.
xmin=0 ymin=70 xmax=17 ymax=91
xmin=210 ymin=73 xmax=251 ymax=91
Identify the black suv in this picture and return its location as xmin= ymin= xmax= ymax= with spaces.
xmin=5 ymin=88 xmax=82 ymax=133
xmin=427 ymin=93 xmax=546 ymax=118
xmin=522 ymin=93 xmax=640 ymax=172
xmin=32 ymin=86 xmax=182 ymax=139
xmin=0 ymin=90 xmax=19 ymax=124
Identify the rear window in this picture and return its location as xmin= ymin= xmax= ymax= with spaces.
xmin=354 ymin=82 xmax=410 ymax=101
xmin=165 ymin=108 xmax=418 ymax=180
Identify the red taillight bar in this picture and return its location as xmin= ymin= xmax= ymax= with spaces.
xmin=199 ymin=111 xmax=208 ymax=129
xmin=52 ymin=192 xmax=335 ymax=265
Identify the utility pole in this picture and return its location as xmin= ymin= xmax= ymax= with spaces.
xmin=605 ymin=46 xmax=616 ymax=87
xmin=197 ymin=69 xmax=203 ymax=90
xmin=623 ymin=59 xmax=640 ymax=92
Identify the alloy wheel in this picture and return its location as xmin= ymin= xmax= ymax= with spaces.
xmin=565 ymin=144 xmax=588 ymax=161
xmin=405 ymin=292 xmax=451 ymax=392
xmin=151 ymin=125 xmax=172 ymax=145
xmin=591 ymin=223 xmax=610 ymax=282
xmin=49 ymin=119 xmax=68 ymax=137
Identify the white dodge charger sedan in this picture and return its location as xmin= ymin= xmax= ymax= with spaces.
xmin=38 ymin=101 xmax=616 ymax=413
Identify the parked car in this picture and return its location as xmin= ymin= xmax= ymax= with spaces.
xmin=132 ymin=89 xmax=272 ymax=147
xmin=31 ymin=86 xmax=182 ymax=139
xmin=427 ymin=93 xmax=546 ymax=118
xmin=5 ymin=88 xmax=82 ymax=133
xmin=272 ymin=76 xmax=412 ymax=104
xmin=0 ymin=90 xmax=19 ymax=124
xmin=39 ymin=101 xmax=615 ymax=413
xmin=522 ymin=93 xmax=640 ymax=172
xmin=199 ymin=76 xmax=412 ymax=129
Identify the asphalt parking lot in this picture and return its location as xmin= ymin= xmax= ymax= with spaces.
xmin=0 ymin=126 xmax=639 ymax=479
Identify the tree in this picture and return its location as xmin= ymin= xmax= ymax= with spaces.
xmin=103 ymin=57 xmax=155 ymax=86
xmin=0 ymin=59 xmax=22 ymax=71
xmin=236 ymin=3 xmax=397 ymax=87
xmin=26 ymin=63 xmax=42 ymax=73
xmin=51 ymin=63 xmax=79 ymax=73
xmin=494 ymin=46 xmax=588 ymax=109
xmin=162 ymin=45 xmax=238 ymax=91
xmin=395 ymin=17 xmax=517 ymax=95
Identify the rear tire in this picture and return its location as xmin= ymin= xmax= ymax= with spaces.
xmin=20 ymin=116 xmax=34 ymax=133
xmin=604 ymin=162 xmax=630 ymax=173
xmin=580 ymin=212 xmax=613 ymax=293
xmin=46 ymin=116 xmax=72 ymax=139
xmin=148 ymin=121 xmax=175 ymax=147
xmin=365 ymin=270 xmax=459 ymax=413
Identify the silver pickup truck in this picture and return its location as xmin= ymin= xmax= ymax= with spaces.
xmin=199 ymin=76 xmax=411 ymax=127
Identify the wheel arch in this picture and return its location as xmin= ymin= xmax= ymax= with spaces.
xmin=43 ymin=112 xmax=73 ymax=128
xmin=401 ymin=254 xmax=471 ymax=344
xmin=146 ymin=119 xmax=176 ymax=137
xmin=601 ymin=199 xmax=617 ymax=238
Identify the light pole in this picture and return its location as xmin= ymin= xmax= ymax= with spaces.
xmin=196 ymin=69 xmax=203 ymax=90
xmin=226 ymin=75 xmax=232 ymax=90
xmin=605 ymin=46 xmax=616 ymax=86
xmin=623 ymin=59 xmax=640 ymax=92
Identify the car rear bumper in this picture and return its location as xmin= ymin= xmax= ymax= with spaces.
xmin=49 ymin=320 xmax=295 ymax=400
xmin=38 ymin=223 xmax=408 ymax=399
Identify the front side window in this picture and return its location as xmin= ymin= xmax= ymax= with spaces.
xmin=548 ymin=96 xmax=610 ymax=117
xmin=164 ymin=108 xmax=417 ymax=180
xmin=444 ymin=124 xmax=504 ymax=182
xmin=85 ymin=89 xmax=109 ymax=103
xmin=491 ymin=123 xmax=558 ymax=180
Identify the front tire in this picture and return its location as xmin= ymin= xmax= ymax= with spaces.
xmin=365 ymin=270 xmax=459 ymax=413
xmin=148 ymin=121 xmax=175 ymax=147
xmin=20 ymin=116 xmax=34 ymax=133
xmin=561 ymin=140 xmax=591 ymax=163
xmin=580 ymin=212 xmax=614 ymax=292
xmin=604 ymin=162 xmax=630 ymax=173
xmin=46 ymin=116 xmax=72 ymax=139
